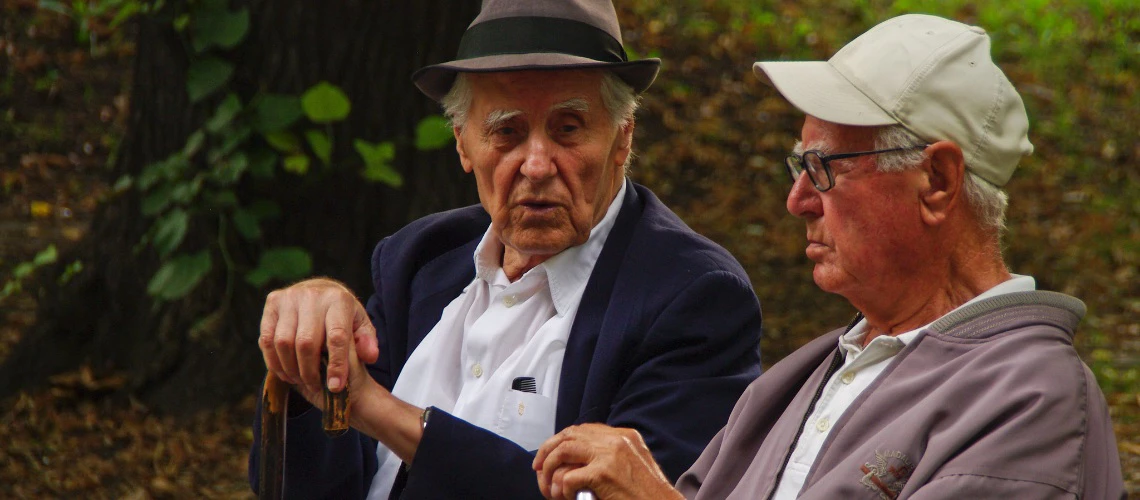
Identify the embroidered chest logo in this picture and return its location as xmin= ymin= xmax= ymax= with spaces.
xmin=859 ymin=450 xmax=914 ymax=499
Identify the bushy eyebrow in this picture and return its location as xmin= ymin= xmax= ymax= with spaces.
xmin=483 ymin=109 xmax=523 ymax=133
xmin=551 ymin=98 xmax=589 ymax=114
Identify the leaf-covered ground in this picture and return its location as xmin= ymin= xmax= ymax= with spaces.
xmin=1 ymin=0 xmax=1136 ymax=497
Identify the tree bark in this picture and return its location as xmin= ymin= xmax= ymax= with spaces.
xmin=0 ymin=0 xmax=481 ymax=414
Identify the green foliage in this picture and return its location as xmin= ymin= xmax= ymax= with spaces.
xmin=147 ymin=251 xmax=212 ymax=300
xmin=38 ymin=0 xmax=151 ymax=52
xmin=152 ymin=209 xmax=190 ymax=257
xmin=355 ymin=139 xmax=402 ymax=186
xmin=305 ymin=129 xmax=332 ymax=166
xmin=245 ymin=247 xmax=313 ymax=287
xmin=414 ymin=115 xmax=454 ymax=151
xmin=189 ymin=1 xmax=249 ymax=52
xmin=251 ymin=94 xmax=303 ymax=133
xmin=124 ymin=2 xmax=454 ymax=304
xmin=1 ymin=245 xmax=61 ymax=302
xmin=301 ymin=82 xmax=352 ymax=123
xmin=186 ymin=57 xmax=234 ymax=103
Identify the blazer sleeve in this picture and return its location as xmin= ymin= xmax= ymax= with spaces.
xmin=604 ymin=269 xmax=762 ymax=481
xmin=400 ymin=269 xmax=763 ymax=499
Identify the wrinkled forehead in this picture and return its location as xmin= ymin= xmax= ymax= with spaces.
xmin=468 ymin=69 xmax=605 ymax=107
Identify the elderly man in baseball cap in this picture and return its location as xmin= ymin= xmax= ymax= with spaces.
xmin=535 ymin=14 xmax=1124 ymax=499
xmin=248 ymin=0 xmax=763 ymax=498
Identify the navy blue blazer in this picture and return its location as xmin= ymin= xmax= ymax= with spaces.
xmin=250 ymin=182 xmax=763 ymax=499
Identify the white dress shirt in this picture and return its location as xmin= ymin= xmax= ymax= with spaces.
xmin=773 ymin=275 xmax=1037 ymax=499
xmin=367 ymin=182 xmax=627 ymax=499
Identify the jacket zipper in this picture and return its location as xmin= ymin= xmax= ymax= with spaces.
xmin=765 ymin=314 xmax=862 ymax=500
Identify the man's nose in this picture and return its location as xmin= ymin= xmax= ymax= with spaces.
xmin=786 ymin=170 xmax=822 ymax=219
xmin=519 ymin=132 xmax=557 ymax=180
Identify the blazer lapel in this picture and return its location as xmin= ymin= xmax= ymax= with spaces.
xmin=556 ymin=180 xmax=643 ymax=429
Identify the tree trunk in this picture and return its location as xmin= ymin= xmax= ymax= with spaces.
xmin=0 ymin=0 xmax=481 ymax=414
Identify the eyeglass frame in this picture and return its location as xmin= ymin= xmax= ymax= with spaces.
xmin=784 ymin=144 xmax=930 ymax=192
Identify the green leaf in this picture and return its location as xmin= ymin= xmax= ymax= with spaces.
xmin=212 ymin=126 xmax=252 ymax=160
xmin=305 ymin=129 xmax=332 ymax=166
xmin=113 ymin=175 xmax=133 ymax=192
xmin=170 ymin=176 xmax=203 ymax=203
xmin=414 ymin=115 xmax=454 ymax=151
xmin=32 ymin=244 xmax=58 ymax=266
xmin=251 ymin=94 xmax=302 ymax=133
xmin=147 ymin=251 xmax=212 ymax=300
xmin=186 ymin=57 xmax=234 ymax=103
xmin=355 ymin=139 xmax=402 ymax=187
xmin=211 ymin=151 xmax=248 ymax=185
xmin=283 ymin=154 xmax=310 ymax=175
xmin=191 ymin=7 xmax=250 ymax=52
xmin=172 ymin=13 xmax=190 ymax=32
xmin=205 ymin=93 xmax=242 ymax=133
xmin=263 ymin=130 xmax=301 ymax=153
xmin=245 ymin=247 xmax=312 ymax=287
xmin=232 ymin=208 xmax=261 ymax=240
xmin=247 ymin=148 xmax=277 ymax=178
xmin=141 ymin=185 xmax=174 ymax=216
xmin=300 ymin=82 xmax=351 ymax=123
xmin=183 ymin=130 xmax=207 ymax=157
xmin=13 ymin=262 xmax=34 ymax=279
xmin=58 ymin=260 xmax=83 ymax=285
xmin=152 ymin=209 xmax=189 ymax=257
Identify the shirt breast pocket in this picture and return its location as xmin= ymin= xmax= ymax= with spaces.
xmin=497 ymin=390 xmax=557 ymax=451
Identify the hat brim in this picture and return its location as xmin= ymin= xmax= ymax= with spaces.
xmin=414 ymin=53 xmax=661 ymax=101
xmin=752 ymin=61 xmax=896 ymax=127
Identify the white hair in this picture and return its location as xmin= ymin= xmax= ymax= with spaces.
xmin=874 ymin=125 xmax=1009 ymax=235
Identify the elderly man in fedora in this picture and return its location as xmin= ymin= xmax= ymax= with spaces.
xmin=534 ymin=14 xmax=1124 ymax=499
xmin=248 ymin=0 xmax=763 ymax=498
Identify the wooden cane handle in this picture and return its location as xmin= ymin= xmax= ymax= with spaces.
xmin=259 ymin=371 xmax=289 ymax=500
xmin=259 ymin=357 xmax=351 ymax=499
xmin=320 ymin=354 xmax=350 ymax=437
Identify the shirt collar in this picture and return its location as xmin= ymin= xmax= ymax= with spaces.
xmin=471 ymin=180 xmax=628 ymax=316
xmin=841 ymin=274 xmax=1037 ymax=354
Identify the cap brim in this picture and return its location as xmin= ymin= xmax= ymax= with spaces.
xmin=752 ymin=61 xmax=896 ymax=127
xmin=413 ymin=54 xmax=660 ymax=101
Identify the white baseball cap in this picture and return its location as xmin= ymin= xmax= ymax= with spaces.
xmin=753 ymin=14 xmax=1033 ymax=187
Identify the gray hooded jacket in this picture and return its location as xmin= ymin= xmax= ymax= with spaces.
xmin=677 ymin=291 xmax=1124 ymax=499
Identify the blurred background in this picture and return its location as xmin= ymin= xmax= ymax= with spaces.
xmin=1 ymin=0 xmax=1136 ymax=497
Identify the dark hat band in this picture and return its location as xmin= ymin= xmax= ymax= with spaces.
xmin=457 ymin=16 xmax=628 ymax=63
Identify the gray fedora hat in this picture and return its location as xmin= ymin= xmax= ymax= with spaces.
xmin=412 ymin=0 xmax=661 ymax=101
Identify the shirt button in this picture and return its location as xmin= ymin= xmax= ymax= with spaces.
xmin=816 ymin=417 xmax=830 ymax=433
xmin=841 ymin=372 xmax=855 ymax=384
xmin=503 ymin=295 xmax=517 ymax=307
xmin=472 ymin=363 xmax=483 ymax=378
xmin=518 ymin=402 xmax=525 ymax=416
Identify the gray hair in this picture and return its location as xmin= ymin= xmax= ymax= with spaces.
xmin=874 ymin=125 xmax=1009 ymax=235
xmin=441 ymin=71 xmax=640 ymax=131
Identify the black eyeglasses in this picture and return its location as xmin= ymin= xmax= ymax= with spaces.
xmin=784 ymin=145 xmax=929 ymax=192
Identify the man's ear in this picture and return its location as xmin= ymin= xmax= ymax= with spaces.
xmin=454 ymin=126 xmax=473 ymax=173
xmin=919 ymin=141 xmax=965 ymax=226
xmin=612 ymin=120 xmax=635 ymax=167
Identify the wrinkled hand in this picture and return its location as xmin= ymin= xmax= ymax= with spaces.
xmin=533 ymin=424 xmax=682 ymax=500
xmin=258 ymin=278 xmax=380 ymax=398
